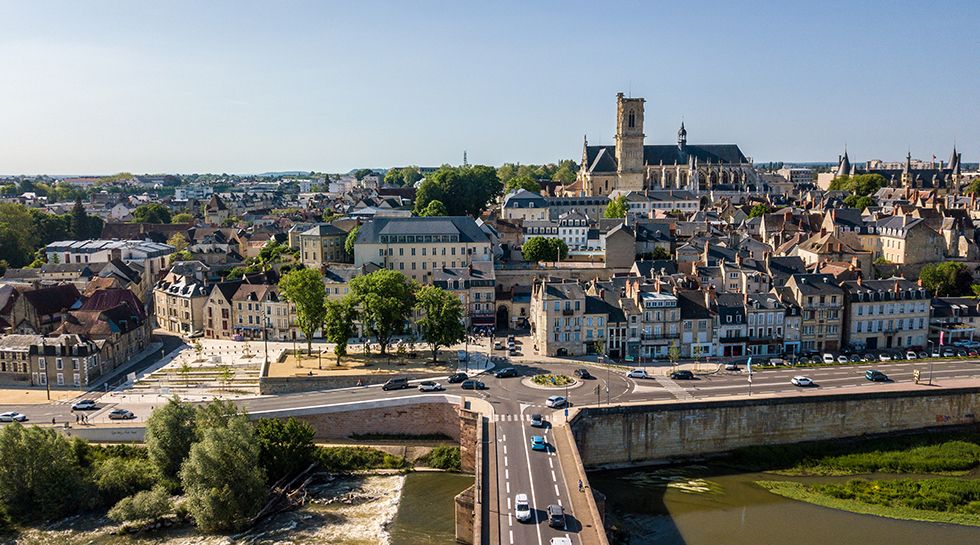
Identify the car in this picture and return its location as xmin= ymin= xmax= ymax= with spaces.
xmin=447 ymin=372 xmax=468 ymax=384
xmin=417 ymin=381 xmax=443 ymax=392
xmin=574 ymin=368 xmax=593 ymax=379
xmin=878 ymin=353 xmax=892 ymax=362
xmin=942 ymin=348 xmax=955 ymax=357
xmin=0 ymin=412 xmax=27 ymax=422
xmin=547 ymin=503 xmax=565 ymax=528
xmin=546 ymin=395 xmax=567 ymax=408
xmin=530 ymin=435 xmax=548 ymax=451
xmin=850 ymin=354 xmax=862 ymax=363
xmin=892 ymin=352 xmax=905 ymax=361
xmin=507 ymin=335 xmax=516 ymax=343
xmin=627 ymin=369 xmax=649 ymax=379
xmin=931 ymin=348 xmax=942 ymax=358
xmin=906 ymin=351 xmax=918 ymax=360
xmin=493 ymin=342 xmax=504 ymax=350
xmin=957 ymin=349 xmax=968 ymax=357
xmin=822 ymin=353 xmax=835 ymax=364
xmin=837 ymin=355 xmax=848 ymax=364
xmin=108 ymin=409 xmax=135 ymax=420
xmin=970 ymin=349 xmax=979 ymax=357
xmin=508 ymin=349 xmax=518 ymax=356
xmin=769 ymin=358 xmax=786 ymax=367
xmin=550 ymin=539 xmax=572 ymax=545
xmin=670 ymin=370 xmax=695 ymax=380
xmin=530 ymin=413 xmax=546 ymax=428
xmin=862 ymin=353 xmax=875 ymax=362
xmin=918 ymin=351 xmax=929 ymax=359
xmin=514 ymin=493 xmax=532 ymax=522
xmin=724 ymin=362 xmax=741 ymax=371
xmin=791 ymin=376 xmax=814 ymax=387
xmin=495 ymin=367 xmax=518 ymax=378
xmin=865 ymin=369 xmax=889 ymax=382
xmin=382 ymin=378 xmax=409 ymax=391
xmin=461 ymin=380 xmax=487 ymax=390
xmin=71 ymin=399 xmax=98 ymax=411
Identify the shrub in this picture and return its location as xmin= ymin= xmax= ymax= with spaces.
xmin=317 ymin=447 xmax=410 ymax=472
xmin=93 ymin=457 xmax=158 ymax=506
xmin=0 ymin=424 xmax=88 ymax=521
xmin=419 ymin=446 xmax=461 ymax=471
xmin=255 ymin=418 xmax=316 ymax=482
xmin=108 ymin=485 xmax=173 ymax=523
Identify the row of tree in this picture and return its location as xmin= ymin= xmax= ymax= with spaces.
xmin=278 ymin=268 xmax=466 ymax=363
xmin=0 ymin=198 xmax=103 ymax=269
xmin=413 ymin=165 xmax=502 ymax=217
xmin=828 ymin=173 xmax=887 ymax=209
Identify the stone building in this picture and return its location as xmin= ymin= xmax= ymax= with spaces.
xmin=153 ymin=271 xmax=210 ymax=337
xmin=299 ymin=223 xmax=351 ymax=269
xmin=840 ymin=278 xmax=930 ymax=351
xmin=530 ymin=280 xmax=587 ymax=357
xmin=783 ymin=274 xmax=845 ymax=353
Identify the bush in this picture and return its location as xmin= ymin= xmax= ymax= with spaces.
xmin=813 ymin=478 xmax=980 ymax=515
xmin=93 ymin=457 xmax=158 ymax=506
xmin=419 ymin=446 xmax=461 ymax=471
xmin=255 ymin=418 xmax=316 ymax=482
xmin=317 ymin=447 xmax=410 ymax=472
xmin=108 ymin=485 xmax=173 ymax=523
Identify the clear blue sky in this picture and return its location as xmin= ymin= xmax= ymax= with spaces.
xmin=1 ymin=0 xmax=977 ymax=174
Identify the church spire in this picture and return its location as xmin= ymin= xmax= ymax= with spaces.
xmin=677 ymin=121 xmax=687 ymax=151
xmin=837 ymin=146 xmax=851 ymax=177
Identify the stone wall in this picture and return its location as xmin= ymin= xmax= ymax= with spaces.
xmin=458 ymin=408 xmax=479 ymax=473
xmin=454 ymin=484 xmax=475 ymax=544
xmin=571 ymin=388 xmax=980 ymax=467
xmin=259 ymin=371 xmax=445 ymax=395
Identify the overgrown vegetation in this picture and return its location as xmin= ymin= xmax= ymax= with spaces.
xmin=418 ymin=446 xmax=462 ymax=471
xmin=317 ymin=446 xmax=411 ymax=472
xmin=531 ymin=374 xmax=575 ymax=387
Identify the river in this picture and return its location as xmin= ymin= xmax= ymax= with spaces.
xmin=390 ymin=472 xmax=473 ymax=545
xmin=589 ymin=465 xmax=980 ymax=545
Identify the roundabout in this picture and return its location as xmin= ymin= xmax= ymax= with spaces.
xmin=520 ymin=374 xmax=584 ymax=390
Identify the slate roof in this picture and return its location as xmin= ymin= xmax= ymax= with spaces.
xmin=356 ymin=217 xmax=489 ymax=244
xmin=21 ymin=284 xmax=82 ymax=316
xmin=584 ymin=144 xmax=749 ymax=174
xmin=80 ymin=288 xmax=146 ymax=320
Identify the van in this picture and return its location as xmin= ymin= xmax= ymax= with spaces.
xmin=382 ymin=378 xmax=409 ymax=391
xmin=547 ymin=504 xmax=565 ymax=528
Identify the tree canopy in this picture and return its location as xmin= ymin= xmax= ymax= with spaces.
xmin=413 ymin=165 xmax=502 ymax=217
xmin=419 ymin=199 xmax=448 ymax=217
xmin=748 ymin=204 xmax=773 ymax=218
xmin=504 ymin=175 xmax=541 ymax=194
xmin=279 ymin=268 xmax=327 ymax=355
xmin=353 ymin=168 xmax=375 ymax=181
xmin=604 ymin=195 xmax=628 ymax=218
xmin=131 ymin=203 xmax=172 ymax=224
xmin=144 ymin=397 xmax=197 ymax=481
xmin=0 ymin=424 xmax=86 ymax=520
xmin=345 ymin=224 xmax=360 ymax=256
xmin=349 ymin=269 xmax=416 ymax=355
xmin=324 ymin=296 xmax=358 ymax=365
xmin=829 ymin=174 xmax=887 ymax=197
xmin=918 ymin=261 xmax=973 ymax=297
xmin=497 ymin=160 xmax=577 ymax=185
xmin=255 ymin=418 xmax=316 ymax=482
xmin=384 ymin=166 xmax=422 ymax=187
xmin=415 ymin=285 xmax=466 ymax=362
xmin=521 ymin=236 xmax=568 ymax=262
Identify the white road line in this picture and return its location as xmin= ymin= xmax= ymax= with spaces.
xmin=502 ymin=434 xmax=506 ymax=442
xmin=557 ymin=498 xmax=562 ymax=507
xmin=509 ymin=530 xmax=514 ymax=544
xmin=505 ymin=455 xmax=509 ymax=466
xmin=551 ymin=470 xmax=557 ymax=482
xmin=549 ymin=458 xmax=554 ymax=469
xmin=504 ymin=445 xmax=508 ymax=456
xmin=507 ymin=497 xmax=511 ymax=510
xmin=505 ymin=468 xmax=509 ymax=480
xmin=508 ymin=513 xmax=513 ymax=527
xmin=520 ymin=405 xmax=545 ymax=545
xmin=554 ymin=484 xmax=560 ymax=496
xmin=506 ymin=481 xmax=510 ymax=494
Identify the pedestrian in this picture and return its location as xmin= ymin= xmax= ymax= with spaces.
xmin=75 ymin=414 xmax=79 ymax=424
xmin=578 ymin=479 xmax=584 ymax=492
xmin=51 ymin=417 xmax=56 ymax=426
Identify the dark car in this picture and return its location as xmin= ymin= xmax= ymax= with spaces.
xmin=461 ymin=380 xmax=487 ymax=390
xmin=495 ymin=367 xmax=518 ymax=378
xmin=865 ymin=369 xmax=889 ymax=382
xmin=381 ymin=378 xmax=409 ymax=391
xmin=547 ymin=504 xmax=566 ymax=528
xmin=574 ymin=368 xmax=593 ymax=379
xmin=670 ymin=370 xmax=695 ymax=380
xmin=447 ymin=372 xmax=468 ymax=384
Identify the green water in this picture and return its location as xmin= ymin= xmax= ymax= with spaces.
xmin=390 ymin=472 xmax=472 ymax=545
xmin=589 ymin=465 xmax=980 ymax=545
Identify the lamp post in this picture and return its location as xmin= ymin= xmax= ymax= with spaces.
xmin=263 ymin=317 xmax=270 ymax=369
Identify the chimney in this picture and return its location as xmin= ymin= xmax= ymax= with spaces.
xmin=735 ymin=253 xmax=743 ymax=267
xmin=599 ymin=288 xmax=605 ymax=299
xmin=856 ymin=273 xmax=863 ymax=286
xmin=784 ymin=209 xmax=793 ymax=222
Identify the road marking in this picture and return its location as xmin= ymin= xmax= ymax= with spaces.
xmin=506 ymin=481 xmax=510 ymax=494
xmin=504 ymin=456 xmax=508 ymax=467
xmin=507 ymin=497 xmax=511 ymax=510
xmin=551 ymin=470 xmax=557 ymax=482
xmin=557 ymin=498 xmax=562 ymax=507
xmin=505 ymin=468 xmax=509 ymax=480
xmin=504 ymin=445 xmax=508 ymax=456
xmin=509 ymin=530 xmax=514 ymax=544
xmin=554 ymin=484 xmax=560 ymax=496
xmin=549 ymin=458 xmax=554 ymax=469
xmin=520 ymin=406 xmax=545 ymax=545
xmin=655 ymin=376 xmax=695 ymax=400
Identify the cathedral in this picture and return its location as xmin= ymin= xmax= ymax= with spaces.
xmin=564 ymin=93 xmax=760 ymax=197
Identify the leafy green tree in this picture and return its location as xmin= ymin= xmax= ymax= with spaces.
xmin=844 ymin=195 xmax=875 ymax=209
xmin=108 ymin=485 xmax=173 ymax=523
xmin=413 ymin=165 xmax=502 ymax=217
xmin=93 ymin=456 xmax=158 ymax=506
xmin=353 ymin=168 xmax=375 ymax=181
xmin=0 ymin=424 xmax=87 ymax=520
xmin=144 ymin=398 xmax=197 ymax=481
xmin=964 ymin=179 xmax=980 ymax=195
xmin=415 ymin=285 xmax=466 ymax=362
xmin=180 ymin=418 xmax=266 ymax=533
xmin=919 ymin=261 xmax=973 ymax=297
xmin=70 ymin=196 xmax=88 ymax=239
xmin=651 ymin=247 xmax=672 ymax=260
xmin=504 ymin=175 xmax=540 ymax=194
xmin=349 ymin=269 xmax=416 ymax=355
xmin=324 ymin=296 xmax=358 ymax=365
xmin=521 ymin=236 xmax=568 ymax=262
xmin=384 ymin=166 xmax=422 ymax=187
xmin=419 ymin=199 xmax=448 ymax=217
xmin=194 ymin=399 xmax=241 ymax=435
xmin=172 ymin=212 xmax=194 ymax=224
xmin=829 ymin=174 xmax=887 ymax=198
xmin=132 ymin=203 xmax=172 ymax=224
xmin=255 ymin=418 xmax=316 ymax=482
xmin=279 ymin=268 xmax=327 ymax=355
xmin=552 ymin=160 xmax=578 ymax=184
xmin=748 ymin=204 xmax=772 ymax=218
xmin=345 ymin=224 xmax=360 ymax=257
xmin=29 ymin=208 xmax=71 ymax=246
xmin=604 ymin=194 xmax=628 ymax=218
xmin=0 ymin=203 xmax=38 ymax=267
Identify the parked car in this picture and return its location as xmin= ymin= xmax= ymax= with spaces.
xmin=0 ymin=412 xmax=27 ymax=422
xmin=892 ymin=352 xmax=905 ymax=361
xmin=906 ymin=351 xmax=918 ymax=360
xmin=530 ymin=435 xmax=548 ymax=452
xmin=791 ymin=376 xmax=814 ymax=387
xmin=108 ymin=409 xmax=135 ymax=420
xmin=508 ymin=349 xmax=519 ymax=356
xmin=957 ymin=349 xmax=968 ymax=357
xmin=515 ymin=493 xmax=532 ymax=522
xmin=942 ymin=348 xmax=955 ymax=357
xmin=71 ymin=399 xmax=98 ymax=411
xmin=546 ymin=395 xmax=567 ymax=408
xmin=627 ymin=369 xmax=649 ymax=379
xmin=493 ymin=342 xmax=504 ymax=350
xmin=495 ymin=367 xmax=518 ymax=378
xmin=918 ymin=351 xmax=929 ymax=359
xmin=878 ymin=353 xmax=892 ymax=362
xmin=547 ymin=504 xmax=566 ymax=528
xmin=670 ymin=370 xmax=695 ymax=380
xmin=970 ymin=350 xmax=979 ymax=357
xmin=822 ymin=353 xmax=835 ymax=364
xmin=724 ymin=362 xmax=740 ymax=371
xmin=574 ymin=368 xmax=593 ymax=379
xmin=382 ymin=378 xmax=409 ymax=391
xmin=931 ymin=348 xmax=942 ymax=357
xmin=836 ymin=355 xmax=848 ymax=364
xmin=862 ymin=354 xmax=875 ymax=362
xmin=461 ymin=380 xmax=487 ymax=390
xmin=849 ymin=354 xmax=862 ymax=363
xmin=418 ymin=381 xmax=443 ymax=392
xmin=550 ymin=539 xmax=572 ymax=545
xmin=447 ymin=372 xmax=468 ymax=384
xmin=865 ymin=369 xmax=889 ymax=382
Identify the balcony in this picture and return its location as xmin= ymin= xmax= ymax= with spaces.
xmin=640 ymin=333 xmax=680 ymax=341
xmin=562 ymin=309 xmax=575 ymax=316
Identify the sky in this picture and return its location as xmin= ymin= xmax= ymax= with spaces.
xmin=1 ymin=0 xmax=978 ymax=174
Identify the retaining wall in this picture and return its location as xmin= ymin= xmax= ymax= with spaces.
xmin=259 ymin=371 xmax=446 ymax=395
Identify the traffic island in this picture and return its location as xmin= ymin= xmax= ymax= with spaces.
xmin=521 ymin=374 xmax=583 ymax=390
xmin=260 ymin=350 xmax=454 ymax=394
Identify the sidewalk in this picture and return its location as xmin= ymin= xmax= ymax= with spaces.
xmin=553 ymin=423 xmax=609 ymax=545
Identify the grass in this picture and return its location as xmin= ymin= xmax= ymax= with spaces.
xmin=316 ymin=446 xmax=411 ymax=472
xmin=758 ymin=480 xmax=980 ymax=527
xmin=417 ymin=446 xmax=462 ymax=472
xmin=531 ymin=374 xmax=575 ymax=387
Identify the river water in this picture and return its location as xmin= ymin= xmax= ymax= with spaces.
xmin=589 ymin=465 xmax=980 ymax=545
xmin=390 ymin=472 xmax=473 ymax=545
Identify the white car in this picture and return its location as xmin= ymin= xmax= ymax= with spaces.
xmin=0 ymin=412 xmax=27 ymax=422
xmin=546 ymin=395 xmax=567 ymax=408
xmin=417 ymin=381 xmax=444 ymax=392
xmin=627 ymin=369 xmax=649 ymax=379
xmin=515 ymin=493 xmax=532 ymax=522
xmin=71 ymin=399 xmax=98 ymax=411
xmin=550 ymin=538 xmax=572 ymax=545
xmin=822 ymin=353 xmax=835 ymax=364
xmin=906 ymin=351 xmax=918 ymax=360
xmin=836 ymin=355 xmax=848 ymax=364
xmin=791 ymin=376 xmax=813 ymax=387
xmin=878 ymin=353 xmax=892 ymax=362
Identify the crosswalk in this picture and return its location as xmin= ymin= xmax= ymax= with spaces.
xmin=493 ymin=413 xmax=540 ymax=422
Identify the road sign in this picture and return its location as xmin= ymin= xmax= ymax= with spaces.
xmin=564 ymin=408 xmax=569 ymax=417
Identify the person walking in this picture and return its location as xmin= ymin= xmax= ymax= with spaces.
xmin=578 ymin=479 xmax=584 ymax=493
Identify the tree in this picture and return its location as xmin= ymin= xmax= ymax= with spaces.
xmin=167 ymin=233 xmax=191 ymax=264
xmin=521 ymin=236 xmax=568 ymax=262
xmin=668 ymin=343 xmax=681 ymax=365
xmin=108 ymin=485 xmax=173 ymax=523
xmin=132 ymin=203 xmax=172 ymax=224
xmin=180 ymin=418 xmax=266 ymax=533
xmin=413 ymin=165 xmax=502 ymax=217
xmin=93 ymin=456 xmax=158 ymax=506
xmin=964 ymin=179 xmax=980 ymax=195
xmin=255 ymin=418 xmax=316 ymax=482
xmin=384 ymin=166 xmax=422 ymax=187
xmin=345 ymin=224 xmax=360 ymax=257
xmin=279 ymin=268 xmax=327 ymax=355
xmin=415 ymin=285 xmax=466 ymax=363
xmin=172 ymin=212 xmax=194 ymax=224
xmin=844 ymin=195 xmax=874 ymax=209
xmin=829 ymin=174 xmax=887 ymax=199
xmin=504 ymin=175 xmax=540 ymax=194
xmin=419 ymin=199 xmax=448 ymax=217
xmin=748 ymin=204 xmax=772 ymax=218
xmin=324 ymin=296 xmax=358 ymax=365
xmin=144 ymin=398 xmax=197 ymax=481
xmin=0 ymin=424 xmax=86 ymax=520
xmin=919 ymin=262 xmax=973 ymax=297
xmin=195 ymin=399 xmax=241 ymax=434
xmin=552 ymin=160 xmax=578 ymax=184
xmin=0 ymin=203 xmax=38 ymax=267
xmin=349 ymin=269 xmax=416 ymax=356
xmin=651 ymin=247 xmax=672 ymax=260
xmin=604 ymin=194 xmax=628 ymax=218
xmin=353 ymin=168 xmax=375 ymax=181
xmin=70 ymin=196 xmax=87 ymax=239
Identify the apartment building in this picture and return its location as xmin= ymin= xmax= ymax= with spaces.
xmin=153 ymin=271 xmax=210 ymax=337
xmin=876 ymin=216 xmax=944 ymax=265
xmin=530 ymin=280 xmax=587 ymax=357
xmin=676 ymin=289 xmax=715 ymax=358
xmin=841 ymin=278 xmax=930 ymax=351
xmin=745 ymin=293 xmax=786 ymax=356
xmin=622 ymin=279 xmax=680 ymax=360
xmin=299 ymin=224 xmax=350 ymax=269
xmin=0 ymin=333 xmax=103 ymax=388
xmin=432 ymin=261 xmax=496 ymax=329
xmin=783 ymin=274 xmax=845 ymax=353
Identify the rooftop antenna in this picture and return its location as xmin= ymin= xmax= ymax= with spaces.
xmin=463 ymin=150 xmax=468 ymax=167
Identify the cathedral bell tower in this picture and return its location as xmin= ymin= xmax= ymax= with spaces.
xmin=615 ymin=92 xmax=645 ymax=175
